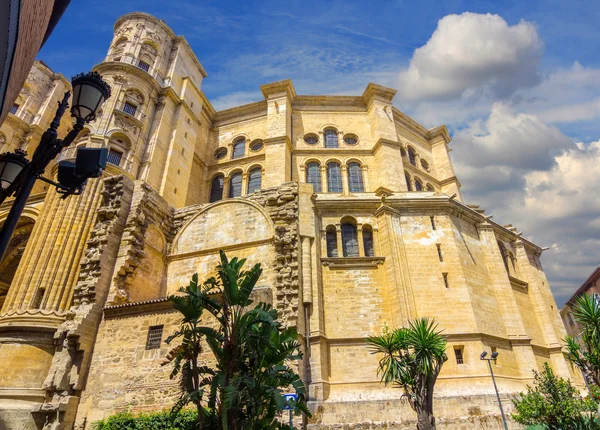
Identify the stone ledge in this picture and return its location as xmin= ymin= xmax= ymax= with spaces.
xmin=508 ymin=275 xmax=528 ymax=290
xmin=104 ymin=297 xmax=173 ymax=319
xmin=321 ymin=257 xmax=385 ymax=269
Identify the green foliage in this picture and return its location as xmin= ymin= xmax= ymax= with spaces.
xmin=165 ymin=251 xmax=310 ymax=430
xmin=512 ymin=362 xmax=597 ymax=430
xmin=367 ymin=318 xmax=447 ymax=430
xmin=564 ymin=294 xmax=600 ymax=387
xmin=92 ymin=410 xmax=198 ymax=430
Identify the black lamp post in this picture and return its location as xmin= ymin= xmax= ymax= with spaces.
xmin=0 ymin=71 xmax=111 ymax=262
xmin=480 ymin=351 xmax=508 ymax=430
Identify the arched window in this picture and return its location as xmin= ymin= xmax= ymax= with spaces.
xmin=408 ymin=147 xmax=417 ymax=166
xmin=326 ymin=226 xmax=338 ymax=258
xmin=247 ymin=167 xmax=262 ymax=194
xmin=232 ymin=139 xmax=245 ymax=159
xmin=138 ymin=42 xmax=158 ymax=71
xmin=415 ymin=178 xmax=423 ymax=191
xmin=229 ymin=172 xmax=243 ymax=197
xmin=363 ymin=225 xmax=375 ymax=257
xmin=341 ymin=223 xmax=359 ymax=257
xmin=426 ymin=183 xmax=435 ymax=192
xmin=209 ymin=175 xmax=224 ymax=202
xmin=324 ymin=129 xmax=338 ymax=148
xmin=306 ymin=162 xmax=322 ymax=192
xmin=405 ymin=172 xmax=412 ymax=191
xmin=347 ymin=162 xmax=364 ymax=192
xmin=327 ymin=162 xmax=342 ymax=193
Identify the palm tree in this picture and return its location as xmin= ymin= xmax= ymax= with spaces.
xmin=164 ymin=251 xmax=310 ymax=429
xmin=367 ymin=318 xmax=447 ymax=430
xmin=564 ymin=294 xmax=600 ymax=387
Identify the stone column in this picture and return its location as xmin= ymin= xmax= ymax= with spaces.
xmin=223 ymin=176 xmax=230 ymax=199
xmin=301 ymin=236 xmax=312 ymax=304
xmin=335 ymin=224 xmax=343 ymax=257
xmin=320 ymin=165 xmax=327 ymax=193
xmin=362 ymin=165 xmax=369 ymax=192
xmin=357 ymin=224 xmax=365 ymax=257
xmin=241 ymin=173 xmax=249 ymax=196
xmin=341 ymin=165 xmax=349 ymax=194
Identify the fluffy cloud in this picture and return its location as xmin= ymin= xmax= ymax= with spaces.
xmin=397 ymin=13 xmax=542 ymax=102
xmin=452 ymin=107 xmax=600 ymax=305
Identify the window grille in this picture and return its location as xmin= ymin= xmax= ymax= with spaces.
xmin=347 ymin=162 xmax=364 ymax=192
xmin=123 ymin=101 xmax=137 ymax=116
xmin=436 ymin=244 xmax=443 ymax=262
xmin=430 ymin=216 xmax=436 ymax=230
xmin=443 ymin=273 xmax=449 ymax=288
xmin=228 ymin=173 xmax=242 ymax=198
xmin=454 ymin=347 xmax=464 ymax=364
xmin=145 ymin=325 xmax=164 ymax=350
xmin=415 ymin=179 xmax=423 ymax=191
xmin=10 ymin=104 xmax=18 ymax=114
xmin=326 ymin=229 xmax=338 ymax=257
xmin=107 ymin=149 xmax=123 ymax=166
xmin=363 ymin=228 xmax=375 ymax=257
xmin=327 ymin=162 xmax=342 ymax=193
xmin=405 ymin=173 xmax=412 ymax=191
xmin=137 ymin=59 xmax=151 ymax=72
xmin=247 ymin=168 xmax=262 ymax=194
xmin=408 ymin=148 xmax=417 ymax=166
xmin=341 ymin=224 xmax=359 ymax=257
xmin=232 ymin=140 xmax=245 ymax=159
xmin=306 ymin=162 xmax=321 ymax=193
xmin=324 ymin=129 xmax=338 ymax=148
xmin=210 ymin=175 xmax=224 ymax=202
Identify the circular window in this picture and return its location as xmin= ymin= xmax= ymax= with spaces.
xmin=421 ymin=159 xmax=430 ymax=171
xmin=304 ymin=134 xmax=319 ymax=145
xmin=250 ymin=139 xmax=264 ymax=151
xmin=214 ymin=147 xmax=227 ymax=160
xmin=344 ymin=134 xmax=358 ymax=145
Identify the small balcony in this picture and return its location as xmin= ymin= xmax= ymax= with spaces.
xmin=104 ymin=53 xmax=165 ymax=87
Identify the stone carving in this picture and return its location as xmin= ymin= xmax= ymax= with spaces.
xmin=115 ymin=25 xmax=132 ymax=38
xmin=125 ymin=89 xmax=144 ymax=104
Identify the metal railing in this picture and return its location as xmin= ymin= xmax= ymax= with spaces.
xmin=105 ymin=53 xmax=165 ymax=87
xmin=114 ymin=101 xmax=145 ymax=120
xmin=9 ymin=108 xmax=35 ymax=124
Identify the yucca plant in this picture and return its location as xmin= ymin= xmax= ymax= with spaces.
xmin=367 ymin=318 xmax=447 ymax=430
xmin=165 ymin=251 xmax=310 ymax=429
xmin=564 ymin=294 xmax=600 ymax=388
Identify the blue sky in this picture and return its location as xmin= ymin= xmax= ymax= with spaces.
xmin=39 ymin=0 xmax=600 ymax=306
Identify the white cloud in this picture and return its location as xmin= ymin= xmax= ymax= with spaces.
xmin=397 ymin=13 xmax=542 ymax=102
xmin=452 ymin=107 xmax=600 ymax=305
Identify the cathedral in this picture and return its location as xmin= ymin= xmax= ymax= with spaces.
xmin=0 ymin=12 xmax=578 ymax=430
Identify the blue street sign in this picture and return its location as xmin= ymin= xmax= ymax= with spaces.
xmin=283 ymin=393 xmax=298 ymax=410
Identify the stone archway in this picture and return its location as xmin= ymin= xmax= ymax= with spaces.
xmin=0 ymin=216 xmax=35 ymax=311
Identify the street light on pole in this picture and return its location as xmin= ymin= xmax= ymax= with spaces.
xmin=0 ymin=71 xmax=111 ymax=262
xmin=481 ymin=351 xmax=509 ymax=430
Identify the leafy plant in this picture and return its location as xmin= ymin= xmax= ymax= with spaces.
xmin=367 ymin=318 xmax=447 ymax=430
xmin=164 ymin=251 xmax=310 ymax=430
xmin=564 ymin=294 xmax=600 ymax=388
xmin=512 ymin=362 xmax=597 ymax=430
xmin=92 ymin=410 xmax=198 ymax=429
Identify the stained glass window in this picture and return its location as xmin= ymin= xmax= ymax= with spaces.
xmin=306 ymin=162 xmax=321 ymax=192
xmin=210 ymin=175 xmax=224 ymax=202
xmin=342 ymin=223 xmax=359 ymax=257
xmin=363 ymin=228 xmax=375 ymax=257
xmin=247 ymin=168 xmax=262 ymax=194
xmin=327 ymin=162 xmax=342 ymax=193
xmin=326 ymin=228 xmax=338 ymax=257
xmin=347 ymin=162 xmax=364 ymax=192
xmin=324 ymin=129 xmax=338 ymax=148
xmin=232 ymin=139 xmax=245 ymax=159
xmin=229 ymin=172 xmax=242 ymax=197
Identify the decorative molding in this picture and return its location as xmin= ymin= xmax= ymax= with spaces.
xmin=321 ymin=256 xmax=385 ymax=268
xmin=509 ymin=275 xmax=529 ymax=290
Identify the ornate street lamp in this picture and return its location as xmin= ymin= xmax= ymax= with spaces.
xmin=480 ymin=351 xmax=508 ymax=430
xmin=0 ymin=150 xmax=29 ymax=193
xmin=0 ymin=71 xmax=111 ymax=262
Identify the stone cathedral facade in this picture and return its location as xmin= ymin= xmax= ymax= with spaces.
xmin=0 ymin=12 xmax=577 ymax=430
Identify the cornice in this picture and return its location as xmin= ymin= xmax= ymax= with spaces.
xmin=372 ymin=138 xmax=402 ymax=154
xmin=428 ymin=125 xmax=452 ymax=144
xmin=292 ymin=95 xmax=366 ymax=112
xmin=265 ymin=135 xmax=293 ymax=153
xmin=404 ymin=164 xmax=440 ymax=185
xmin=174 ymin=36 xmax=208 ymax=78
xmin=114 ymin=12 xmax=177 ymax=40
xmin=93 ymin=62 xmax=162 ymax=92
xmin=321 ymin=256 xmax=385 ymax=268
xmin=0 ymin=192 xmax=46 ymax=211
xmin=260 ymin=79 xmax=296 ymax=100
xmin=209 ymin=153 xmax=265 ymax=171
xmin=362 ymin=83 xmax=397 ymax=106
xmin=213 ymin=100 xmax=267 ymax=127
xmin=104 ymin=297 xmax=173 ymax=318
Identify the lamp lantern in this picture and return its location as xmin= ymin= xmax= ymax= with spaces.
xmin=70 ymin=71 xmax=111 ymax=123
xmin=0 ymin=150 xmax=29 ymax=192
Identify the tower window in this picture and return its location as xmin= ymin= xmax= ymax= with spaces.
xmin=454 ymin=346 xmax=464 ymax=364
xmin=324 ymin=129 xmax=338 ymax=148
xmin=415 ymin=178 xmax=423 ymax=191
xmin=443 ymin=273 xmax=449 ymax=288
xmin=10 ymin=104 xmax=19 ymax=114
xmin=107 ymin=149 xmax=123 ymax=166
xmin=247 ymin=167 xmax=262 ymax=194
xmin=347 ymin=162 xmax=364 ymax=193
xmin=306 ymin=162 xmax=321 ymax=193
xmin=430 ymin=216 xmax=436 ymax=230
xmin=145 ymin=325 xmax=164 ymax=350
xmin=137 ymin=59 xmax=151 ymax=72
xmin=209 ymin=175 xmax=224 ymax=203
xmin=326 ymin=227 xmax=338 ymax=258
xmin=123 ymin=101 xmax=137 ymax=116
xmin=228 ymin=172 xmax=243 ymax=198
xmin=436 ymin=244 xmax=443 ymax=262
xmin=363 ymin=226 xmax=375 ymax=257
xmin=408 ymin=147 xmax=417 ymax=166
xmin=327 ymin=162 xmax=342 ymax=193
xmin=232 ymin=139 xmax=245 ymax=159
xmin=341 ymin=223 xmax=359 ymax=257
xmin=405 ymin=173 xmax=412 ymax=191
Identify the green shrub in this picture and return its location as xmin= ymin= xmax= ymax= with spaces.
xmin=92 ymin=410 xmax=198 ymax=430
